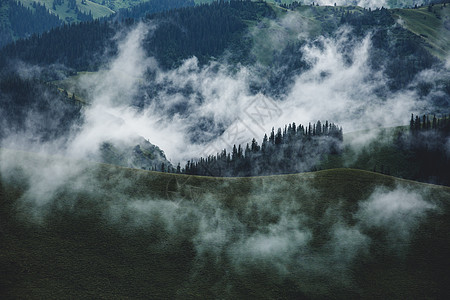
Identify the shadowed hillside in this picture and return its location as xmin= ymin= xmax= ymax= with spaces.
xmin=1 ymin=149 xmax=450 ymax=298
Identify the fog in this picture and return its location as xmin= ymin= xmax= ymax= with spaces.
xmin=0 ymin=6 xmax=448 ymax=296
xmin=308 ymin=0 xmax=425 ymax=8
xmin=3 ymin=6 xmax=446 ymax=166
xmin=42 ymin=18 xmax=443 ymax=165
xmin=1 ymin=145 xmax=441 ymax=296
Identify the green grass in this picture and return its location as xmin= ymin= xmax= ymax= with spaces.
xmin=89 ymin=0 xmax=151 ymax=11
xmin=20 ymin=0 xmax=114 ymax=22
xmin=391 ymin=4 xmax=450 ymax=59
xmin=50 ymin=71 xmax=98 ymax=104
xmin=1 ymin=148 xmax=450 ymax=298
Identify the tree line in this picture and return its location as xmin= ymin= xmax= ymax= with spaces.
xmin=409 ymin=113 xmax=450 ymax=133
xmin=183 ymin=120 xmax=343 ymax=177
xmin=395 ymin=113 xmax=450 ymax=185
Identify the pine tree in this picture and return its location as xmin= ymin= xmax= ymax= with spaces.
xmin=261 ymin=134 xmax=268 ymax=153
xmin=269 ymin=127 xmax=275 ymax=144
xmin=275 ymin=128 xmax=282 ymax=145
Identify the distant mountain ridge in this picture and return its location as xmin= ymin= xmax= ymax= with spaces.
xmin=0 ymin=0 xmax=196 ymax=48
xmin=0 ymin=0 xmax=62 ymax=47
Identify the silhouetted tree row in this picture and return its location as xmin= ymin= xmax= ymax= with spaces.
xmin=396 ymin=113 xmax=450 ymax=185
xmin=184 ymin=121 xmax=343 ymax=177
xmin=409 ymin=113 xmax=450 ymax=133
xmin=0 ymin=0 xmax=63 ymax=48
xmin=279 ymin=1 xmax=303 ymax=10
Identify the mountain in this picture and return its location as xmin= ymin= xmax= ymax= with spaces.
xmin=0 ymin=0 xmax=196 ymax=48
xmin=390 ymin=3 xmax=450 ymax=59
xmin=0 ymin=0 xmax=274 ymax=70
xmin=0 ymin=0 xmax=63 ymax=47
xmin=21 ymin=0 xmax=197 ymax=22
xmin=91 ymin=0 xmax=192 ymax=11
xmin=1 ymin=2 xmax=449 ymax=297
xmin=1 ymin=2 xmax=447 ymax=86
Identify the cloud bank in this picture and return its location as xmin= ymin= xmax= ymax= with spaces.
xmin=307 ymin=0 xmax=425 ymax=8
xmin=65 ymin=20 xmax=436 ymax=164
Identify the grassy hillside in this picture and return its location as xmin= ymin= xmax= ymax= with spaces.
xmin=20 ymin=0 xmax=114 ymax=22
xmin=90 ymin=0 xmax=152 ymax=11
xmin=1 ymin=149 xmax=450 ymax=298
xmin=391 ymin=3 xmax=450 ymax=59
xmin=258 ymin=2 xmax=450 ymax=62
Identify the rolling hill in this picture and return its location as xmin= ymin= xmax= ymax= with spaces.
xmin=1 ymin=148 xmax=450 ymax=298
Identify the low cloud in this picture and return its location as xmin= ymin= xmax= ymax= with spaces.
xmin=67 ymin=22 xmax=433 ymax=164
xmin=310 ymin=0 xmax=425 ymax=8
xmin=355 ymin=186 xmax=437 ymax=245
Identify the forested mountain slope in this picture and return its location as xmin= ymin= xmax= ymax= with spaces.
xmin=0 ymin=0 xmax=196 ymax=48
xmin=0 ymin=0 xmax=62 ymax=47
xmin=0 ymin=1 xmax=274 ymax=70
xmin=1 ymin=1 xmax=446 ymax=91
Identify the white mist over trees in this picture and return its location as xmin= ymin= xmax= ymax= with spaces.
xmin=0 ymin=1 xmax=450 ymax=298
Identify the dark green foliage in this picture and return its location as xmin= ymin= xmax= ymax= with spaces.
xmin=0 ymin=0 xmax=63 ymax=48
xmin=0 ymin=19 xmax=117 ymax=71
xmin=1 ymin=159 xmax=450 ymax=299
xmin=0 ymin=74 xmax=82 ymax=142
xmin=280 ymin=1 xmax=303 ymax=10
xmin=144 ymin=0 xmax=275 ymax=68
xmin=322 ymin=114 xmax=450 ymax=186
xmin=340 ymin=7 xmax=438 ymax=91
xmin=110 ymin=0 xmax=195 ymax=21
xmin=0 ymin=1 xmax=274 ymax=72
xmin=185 ymin=120 xmax=343 ymax=177
xmin=398 ymin=113 xmax=450 ymax=185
